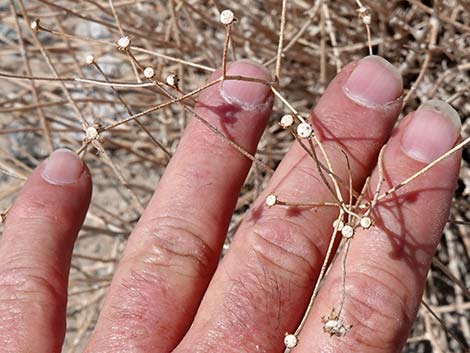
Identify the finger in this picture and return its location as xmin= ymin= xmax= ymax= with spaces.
xmin=85 ymin=60 xmax=273 ymax=352
xmin=0 ymin=149 xmax=92 ymax=353
xmin=173 ymin=56 xmax=404 ymax=352
xmin=296 ymin=100 xmax=461 ymax=353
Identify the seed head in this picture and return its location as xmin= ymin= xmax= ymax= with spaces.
xmin=85 ymin=126 xmax=99 ymax=140
xmin=220 ymin=9 xmax=235 ymax=25
xmin=265 ymin=194 xmax=277 ymax=207
xmin=296 ymin=122 xmax=313 ymax=138
xmin=360 ymin=216 xmax=372 ymax=229
xmin=143 ymin=67 xmax=155 ymax=79
xmin=30 ymin=19 xmax=40 ymax=32
xmin=341 ymin=225 xmax=354 ymax=238
xmin=279 ymin=114 xmax=294 ymax=128
xmin=166 ymin=74 xmax=179 ymax=86
xmin=85 ymin=55 xmax=95 ymax=65
xmin=333 ymin=218 xmax=344 ymax=231
xmin=284 ymin=334 xmax=298 ymax=349
xmin=117 ymin=36 xmax=131 ymax=50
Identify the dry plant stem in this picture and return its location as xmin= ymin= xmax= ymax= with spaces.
xmin=8 ymin=0 xmax=54 ymax=153
xmin=307 ymin=138 xmax=341 ymax=204
xmin=322 ymin=2 xmax=342 ymax=73
xmin=338 ymin=238 xmax=352 ymax=316
xmin=402 ymin=15 xmax=439 ymax=105
xmin=222 ymin=24 xmax=231 ymax=78
xmin=16 ymin=0 xmax=89 ymax=127
xmin=378 ymin=136 xmax=470 ymax=201
xmin=292 ymin=131 xmax=360 ymax=200
xmin=421 ymin=300 xmax=469 ymax=351
xmin=292 ymin=209 xmax=345 ymax=340
xmin=92 ymin=63 xmax=172 ymax=160
xmin=319 ymin=2 xmax=327 ymax=85
xmin=355 ymin=0 xmax=373 ymax=55
xmin=126 ymin=50 xmax=274 ymax=174
xmin=406 ymin=0 xmax=470 ymax=33
xmin=102 ymin=78 xmax=223 ymax=130
xmin=270 ymin=86 xmax=307 ymax=124
xmin=275 ymin=199 xmax=339 ymax=208
xmin=364 ymin=145 xmax=385 ymax=217
xmin=275 ymin=0 xmax=288 ymax=81
xmin=431 ymin=257 xmax=470 ymax=300
xmin=93 ymin=141 xmax=145 ymax=213
xmin=263 ymin=0 xmax=321 ymax=67
xmin=36 ymin=0 xmax=170 ymax=47
xmin=37 ymin=24 xmax=215 ymax=72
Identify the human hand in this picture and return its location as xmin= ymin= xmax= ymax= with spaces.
xmin=0 ymin=57 xmax=461 ymax=353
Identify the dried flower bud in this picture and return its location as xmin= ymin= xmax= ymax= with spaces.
xmin=279 ymin=114 xmax=294 ymax=128
xmin=117 ymin=36 xmax=131 ymax=50
xmin=30 ymin=19 xmax=40 ymax=32
xmin=220 ymin=9 xmax=235 ymax=25
xmin=265 ymin=194 xmax=277 ymax=207
xmin=85 ymin=55 xmax=94 ymax=65
xmin=297 ymin=122 xmax=313 ymax=138
xmin=143 ymin=67 xmax=155 ymax=79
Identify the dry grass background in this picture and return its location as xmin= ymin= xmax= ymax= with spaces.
xmin=0 ymin=0 xmax=469 ymax=352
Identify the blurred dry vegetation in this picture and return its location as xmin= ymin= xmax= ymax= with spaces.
xmin=0 ymin=0 xmax=469 ymax=352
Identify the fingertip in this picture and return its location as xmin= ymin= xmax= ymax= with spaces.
xmin=343 ymin=55 xmax=403 ymax=108
xmin=219 ymin=60 xmax=273 ymax=110
xmin=400 ymin=100 xmax=461 ymax=164
xmin=41 ymin=148 xmax=89 ymax=186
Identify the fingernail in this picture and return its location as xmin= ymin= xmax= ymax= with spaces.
xmin=401 ymin=100 xmax=461 ymax=163
xmin=219 ymin=60 xmax=272 ymax=110
xmin=344 ymin=55 xmax=403 ymax=107
xmin=41 ymin=149 xmax=84 ymax=185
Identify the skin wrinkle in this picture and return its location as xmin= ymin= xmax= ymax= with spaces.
xmin=210 ymin=265 xmax=285 ymax=352
xmin=134 ymin=215 xmax=217 ymax=278
xmin=249 ymin=225 xmax=319 ymax=283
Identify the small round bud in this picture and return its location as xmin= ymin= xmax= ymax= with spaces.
xmin=360 ymin=216 xmax=372 ymax=229
xmin=296 ymin=122 xmax=313 ymax=138
xmin=333 ymin=219 xmax=344 ymax=231
xmin=166 ymin=74 xmax=179 ymax=86
xmin=265 ymin=194 xmax=277 ymax=207
xmin=143 ymin=67 xmax=155 ymax=79
xmin=85 ymin=126 xmax=99 ymax=140
xmin=85 ymin=55 xmax=94 ymax=65
xmin=341 ymin=225 xmax=354 ymax=238
xmin=117 ymin=36 xmax=131 ymax=50
xmin=30 ymin=19 xmax=40 ymax=32
xmin=362 ymin=15 xmax=371 ymax=25
xmin=220 ymin=9 xmax=235 ymax=25
xmin=279 ymin=114 xmax=294 ymax=128
xmin=284 ymin=334 xmax=298 ymax=349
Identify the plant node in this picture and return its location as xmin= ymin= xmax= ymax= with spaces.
xmin=322 ymin=308 xmax=352 ymax=337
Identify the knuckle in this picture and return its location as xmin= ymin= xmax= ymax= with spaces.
xmin=133 ymin=215 xmax=216 ymax=278
xmin=246 ymin=216 xmax=323 ymax=286
xmin=7 ymin=198 xmax=67 ymax=232
xmin=0 ymin=264 xmax=67 ymax=310
xmin=339 ymin=271 xmax=411 ymax=350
